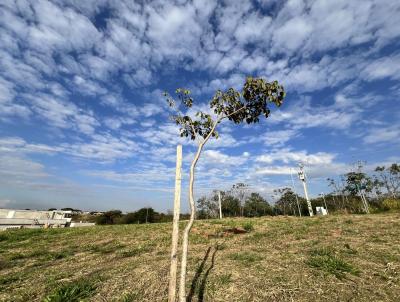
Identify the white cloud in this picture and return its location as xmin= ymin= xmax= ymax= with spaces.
xmin=234 ymin=12 xmax=272 ymax=45
xmin=363 ymin=125 xmax=400 ymax=144
xmin=269 ymin=96 xmax=360 ymax=130
xmin=28 ymin=0 xmax=101 ymax=52
xmin=26 ymin=93 xmax=99 ymax=135
xmin=62 ymin=134 xmax=139 ymax=162
xmin=202 ymin=150 xmax=247 ymax=166
xmin=256 ymin=148 xmax=336 ymax=165
xmin=262 ymin=129 xmax=299 ymax=147
xmin=362 ymin=54 xmax=400 ymax=81
xmin=0 ymin=154 xmax=49 ymax=181
xmin=273 ymin=17 xmax=312 ymax=52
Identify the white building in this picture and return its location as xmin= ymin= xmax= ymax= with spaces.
xmin=315 ymin=207 xmax=328 ymax=216
xmin=0 ymin=209 xmax=73 ymax=230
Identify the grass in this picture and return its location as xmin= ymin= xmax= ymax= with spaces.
xmin=43 ymin=279 xmax=98 ymax=302
xmin=0 ymin=213 xmax=399 ymax=301
xmin=229 ymin=251 xmax=262 ymax=265
xmin=306 ymin=247 xmax=359 ymax=279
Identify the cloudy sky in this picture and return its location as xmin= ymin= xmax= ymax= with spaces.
xmin=0 ymin=0 xmax=399 ymax=212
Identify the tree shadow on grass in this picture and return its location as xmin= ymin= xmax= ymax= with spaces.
xmin=187 ymin=245 xmax=218 ymax=302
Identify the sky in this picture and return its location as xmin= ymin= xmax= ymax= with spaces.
xmin=0 ymin=0 xmax=399 ymax=212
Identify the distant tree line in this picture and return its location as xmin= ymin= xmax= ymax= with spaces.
xmin=64 ymin=163 xmax=400 ymax=224
xmin=77 ymin=208 xmax=190 ymax=225
xmin=321 ymin=162 xmax=400 ymax=213
xmin=197 ymin=164 xmax=400 ymax=218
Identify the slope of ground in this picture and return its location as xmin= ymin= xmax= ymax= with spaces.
xmin=0 ymin=213 xmax=399 ymax=301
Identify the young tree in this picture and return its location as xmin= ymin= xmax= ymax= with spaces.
xmin=374 ymin=164 xmax=400 ymax=198
xmin=345 ymin=171 xmax=372 ymax=213
xmin=221 ymin=194 xmax=241 ymax=217
xmin=196 ymin=194 xmax=219 ymax=219
xmin=274 ymin=187 xmax=304 ymax=216
xmin=229 ymin=183 xmax=250 ymax=216
xmin=165 ymin=77 xmax=285 ymax=301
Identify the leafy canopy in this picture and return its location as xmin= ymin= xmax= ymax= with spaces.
xmin=165 ymin=77 xmax=285 ymax=141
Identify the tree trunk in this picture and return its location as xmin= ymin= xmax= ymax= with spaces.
xmin=177 ymin=117 xmax=221 ymax=302
xmin=168 ymin=145 xmax=182 ymax=302
xmin=178 ymin=143 xmax=204 ymax=302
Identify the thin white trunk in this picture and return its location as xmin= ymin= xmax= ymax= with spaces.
xmin=168 ymin=145 xmax=182 ymax=302
xmin=178 ymin=143 xmax=203 ymax=302
xmin=178 ymin=119 xmax=221 ymax=302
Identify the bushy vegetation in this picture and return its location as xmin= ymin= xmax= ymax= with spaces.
xmin=74 ymin=208 xmax=190 ymax=225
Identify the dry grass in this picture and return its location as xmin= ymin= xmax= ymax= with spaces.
xmin=0 ymin=213 xmax=399 ymax=301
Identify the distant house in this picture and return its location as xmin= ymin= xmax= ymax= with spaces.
xmin=0 ymin=209 xmax=73 ymax=230
xmin=89 ymin=211 xmax=104 ymax=216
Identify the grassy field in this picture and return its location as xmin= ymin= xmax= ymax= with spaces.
xmin=0 ymin=213 xmax=399 ymax=302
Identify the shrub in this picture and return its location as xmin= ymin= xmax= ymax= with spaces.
xmin=382 ymin=198 xmax=400 ymax=211
xmin=242 ymin=222 xmax=254 ymax=232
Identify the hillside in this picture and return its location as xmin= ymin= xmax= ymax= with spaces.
xmin=0 ymin=213 xmax=399 ymax=301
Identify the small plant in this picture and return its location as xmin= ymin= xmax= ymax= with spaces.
xmin=307 ymin=248 xmax=359 ymax=279
xmin=217 ymin=273 xmax=232 ymax=285
xmin=242 ymin=222 xmax=254 ymax=232
xmin=43 ymin=279 xmax=97 ymax=302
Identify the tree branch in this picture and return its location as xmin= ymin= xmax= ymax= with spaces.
xmin=223 ymin=104 xmax=247 ymax=119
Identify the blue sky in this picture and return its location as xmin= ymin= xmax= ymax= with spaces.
xmin=0 ymin=0 xmax=399 ymax=212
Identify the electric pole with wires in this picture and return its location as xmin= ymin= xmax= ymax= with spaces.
xmin=298 ymin=164 xmax=314 ymax=216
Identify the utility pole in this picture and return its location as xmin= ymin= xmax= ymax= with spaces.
xmin=290 ymin=168 xmax=302 ymax=216
xmin=218 ymin=191 xmax=223 ymax=219
xmin=298 ymin=164 xmax=314 ymax=216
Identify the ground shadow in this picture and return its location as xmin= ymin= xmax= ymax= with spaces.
xmin=187 ymin=245 xmax=218 ymax=302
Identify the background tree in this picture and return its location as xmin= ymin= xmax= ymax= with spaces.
xmin=327 ymin=177 xmax=344 ymax=209
xmin=274 ymin=187 xmax=304 ymax=216
xmin=95 ymin=210 xmax=122 ymax=225
xmin=345 ymin=170 xmax=372 ymax=213
xmin=244 ymin=192 xmax=273 ymax=217
xmin=196 ymin=193 xmax=219 ymax=219
xmin=229 ymin=183 xmax=250 ymax=216
xmin=221 ymin=194 xmax=241 ymax=217
xmin=345 ymin=172 xmax=373 ymax=196
xmin=120 ymin=208 xmax=156 ymax=224
xmin=374 ymin=164 xmax=400 ymax=198
xmin=166 ymin=77 xmax=285 ymax=301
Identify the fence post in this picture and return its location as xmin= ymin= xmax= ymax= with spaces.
xmin=168 ymin=145 xmax=182 ymax=302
